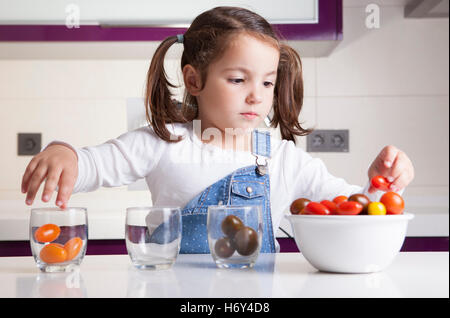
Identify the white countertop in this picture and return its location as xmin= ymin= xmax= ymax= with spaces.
xmin=0 ymin=252 xmax=448 ymax=298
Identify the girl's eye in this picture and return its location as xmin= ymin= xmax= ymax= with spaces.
xmin=264 ymin=81 xmax=274 ymax=87
xmin=229 ymin=78 xmax=244 ymax=84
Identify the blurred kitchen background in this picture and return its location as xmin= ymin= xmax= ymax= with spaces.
xmin=0 ymin=0 xmax=448 ymax=242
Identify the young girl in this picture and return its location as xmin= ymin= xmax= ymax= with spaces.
xmin=21 ymin=7 xmax=414 ymax=253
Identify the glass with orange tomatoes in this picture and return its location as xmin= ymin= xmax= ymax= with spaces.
xmin=29 ymin=208 xmax=88 ymax=272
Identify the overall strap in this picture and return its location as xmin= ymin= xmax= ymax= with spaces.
xmin=252 ymin=130 xmax=271 ymax=176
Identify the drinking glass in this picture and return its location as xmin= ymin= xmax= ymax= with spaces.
xmin=30 ymin=207 xmax=88 ymax=273
xmin=207 ymin=205 xmax=263 ymax=269
xmin=125 ymin=207 xmax=181 ymax=270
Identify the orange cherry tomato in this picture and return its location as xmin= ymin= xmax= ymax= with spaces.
xmin=380 ymin=192 xmax=405 ymax=214
xmin=332 ymin=195 xmax=348 ymax=205
xmin=320 ymin=200 xmax=338 ymax=214
xmin=34 ymin=224 xmax=61 ymax=243
xmin=39 ymin=243 xmax=67 ymax=264
xmin=336 ymin=201 xmax=363 ymax=215
xmin=64 ymin=237 xmax=83 ymax=261
xmin=302 ymin=202 xmax=331 ymax=215
xmin=371 ymin=176 xmax=391 ymax=192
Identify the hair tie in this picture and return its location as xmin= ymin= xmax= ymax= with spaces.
xmin=176 ymin=34 xmax=184 ymax=44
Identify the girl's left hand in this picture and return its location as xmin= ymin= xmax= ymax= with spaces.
xmin=368 ymin=145 xmax=415 ymax=194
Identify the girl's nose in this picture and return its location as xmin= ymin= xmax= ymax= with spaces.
xmin=246 ymin=87 xmax=263 ymax=105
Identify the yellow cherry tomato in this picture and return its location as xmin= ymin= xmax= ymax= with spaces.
xmin=368 ymin=202 xmax=387 ymax=215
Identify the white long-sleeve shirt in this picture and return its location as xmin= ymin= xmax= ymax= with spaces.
xmin=51 ymin=121 xmax=395 ymax=235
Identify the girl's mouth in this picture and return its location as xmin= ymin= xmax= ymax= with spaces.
xmin=240 ymin=112 xmax=258 ymax=120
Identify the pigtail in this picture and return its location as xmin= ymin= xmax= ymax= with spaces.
xmin=271 ymin=44 xmax=313 ymax=144
xmin=145 ymin=35 xmax=187 ymax=142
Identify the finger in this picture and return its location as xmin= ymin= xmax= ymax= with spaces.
xmin=21 ymin=158 xmax=39 ymax=194
xmin=389 ymin=173 xmax=409 ymax=192
xmin=378 ymin=145 xmax=400 ymax=169
xmin=388 ymin=154 xmax=411 ymax=191
xmin=25 ymin=164 xmax=48 ymax=205
xmin=55 ymin=170 xmax=76 ymax=208
xmin=367 ymin=185 xmax=377 ymax=194
xmin=41 ymin=167 xmax=62 ymax=202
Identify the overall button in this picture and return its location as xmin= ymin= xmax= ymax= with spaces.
xmin=231 ymin=182 xmax=264 ymax=199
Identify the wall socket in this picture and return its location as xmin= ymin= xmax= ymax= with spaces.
xmin=306 ymin=129 xmax=349 ymax=152
xmin=18 ymin=133 xmax=41 ymax=156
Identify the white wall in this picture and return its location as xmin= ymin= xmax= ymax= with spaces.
xmin=0 ymin=1 xmax=448 ymax=236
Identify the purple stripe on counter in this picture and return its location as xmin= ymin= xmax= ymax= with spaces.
xmin=277 ymin=237 xmax=450 ymax=253
xmin=0 ymin=237 xmax=448 ymax=257
xmin=400 ymin=237 xmax=449 ymax=252
xmin=0 ymin=1 xmax=342 ymax=42
xmin=85 ymin=239 xmax=127 ymax=255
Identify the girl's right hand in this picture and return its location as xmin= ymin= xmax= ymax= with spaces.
xmin=21 ymin=144 xmax=78 ymax=209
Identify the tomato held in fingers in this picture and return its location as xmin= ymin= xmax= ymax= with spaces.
xmin=368 ymin=202 xmax=387 ymax=215
xmin=39 ymin=243 xmax=67 ymax=264
xmin=34 ymin=224 xmax=61 ymax=243
xmin=332 ymin=195 xmax=348 ymax=205
xmin=320 ymin=200 xmax=337 ymax=214
xmin=64 ymin=237 xmax=83 ymax=261
xmin=336 ymin=201 xmax=363 ymax=215
xmin=380 ymin=192 xmax=405 ymax=214
xmin=371 ymin=176 xmax=391 ymax=192
xmin=302 ymin=202 xmax=331 ymax=215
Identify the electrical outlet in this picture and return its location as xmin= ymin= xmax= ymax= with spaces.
xmin=18 ymin=133 xmax=41 ymax=156
xmin=306 ymin=130 xmax=349 ymax=152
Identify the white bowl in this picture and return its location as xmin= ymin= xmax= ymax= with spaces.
xmin=285 ymin=213 xmax=414 ymax=273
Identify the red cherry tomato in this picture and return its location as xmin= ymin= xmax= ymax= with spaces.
xmin=34 ymin=224 xmax=61 ymax=243
xmin=380 ymin=192 xmax=405 ymax=214
xmin=39 ymin=243 xmax=67 ymax=264
xmin=371 ymin=176 xmax=391 ymax=192
xmin=332 ymin=195 xmax=348 ymax=205
xmin=64 ymin=237 xmax=83 ymax=261
xmin=336 ymin=201 xmax=363 ymax=215
xmin=302 ymin=202 xmax=331 ymax=215
xmin=320 ymin=200 xmax=338 ymax=214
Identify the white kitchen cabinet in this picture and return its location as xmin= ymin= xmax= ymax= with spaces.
xmin=0 ymin=0 xmax=318 ymax=26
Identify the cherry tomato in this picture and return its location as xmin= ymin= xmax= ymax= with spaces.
xmin=332 ymin=195 xmax=348 ymax=205
xmin=39 ymin=243 xmax=67 ymax=264
xmin=64 ymin=237 xmax=83 ymax=261
xmin=348 ymin=194 xmax=371 ymax=215
xmin=221 ymin=215 xmax=244 ymax=238
xmin=214 ymin=237 xmax=235 ymax=259
xmin=368 ymin=202 xmax=387 ymax=215
xmin=380 ymin=192 xmax=405 ymax=214
xmin=320 ymin=200 xmax=337 ymax=214
xmin=336 ymin=201 xmax=363 ymax=215
xmin=34 ymin=224 xmax=61 ymax=243
xmin=290 ymin=198 xmax=311 ymax=215
xmin=371 ymin=176 xmax=391 ymax=192
xmin=302 ymin=202 xmax=331 ymax=215
xmin=233 ymin=226 xmax=259 ymax=256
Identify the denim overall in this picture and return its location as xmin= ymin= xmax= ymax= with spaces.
xmin=179 ymin=130 xmax=276 ymax=254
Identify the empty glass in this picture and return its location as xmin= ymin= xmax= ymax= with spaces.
xmin=29 ymin=207 xmax=88 ymax=273
xmin=207 ymin=205 xmax=263 ymax=269
xmin=125 ymin=207 xmax=181 ymax=270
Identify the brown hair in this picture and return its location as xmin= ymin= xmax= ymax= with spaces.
xmin=145 ymin=6 xmax=313 ymax=144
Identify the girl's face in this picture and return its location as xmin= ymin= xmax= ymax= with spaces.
xmin=193 ymin=33 xmax=279 ymax=135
